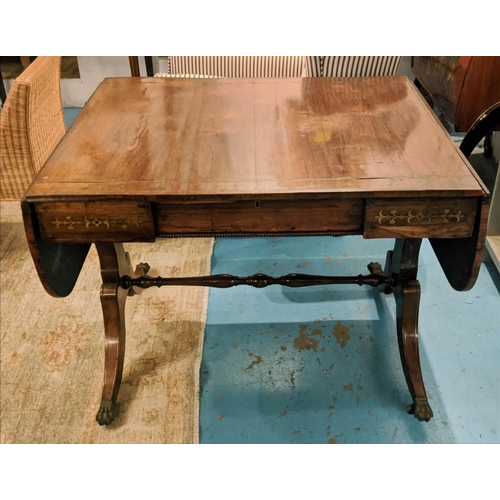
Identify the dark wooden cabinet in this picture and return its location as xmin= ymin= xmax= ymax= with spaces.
xmin=412 ymin=56 xmax=500 ymax=131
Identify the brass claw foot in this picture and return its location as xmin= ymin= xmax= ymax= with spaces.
xmin=96 ymin=400 xmax=118 ymax=426
xmin=406 ymin=397 xmax=433 ymax=422
xmin=367 ymin=262 xmax=382 ymax=274
xmin=136 ymin=262 xmax=151 ymax=275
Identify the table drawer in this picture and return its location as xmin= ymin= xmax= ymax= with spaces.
xmin=363 ymin=197 xmax=477 ymax=238
xmin=156 ymin=199 xmax=363 ymax=235
xmin=35 ymin=201 xmax=156 ymax=243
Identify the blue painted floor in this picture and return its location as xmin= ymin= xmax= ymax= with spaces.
xmin=200 ymin=237 xmax=500 ymax=444
xmin=62 ymin=108 xmax=500 ymax=443
xmin=63 ymin=107 xmax=81 ymax=129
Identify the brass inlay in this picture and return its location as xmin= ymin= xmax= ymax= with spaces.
xmin=375 ymin=209 xmax=464 ymax=225
xmin=52 ymin=216 xmax=143 ymax=230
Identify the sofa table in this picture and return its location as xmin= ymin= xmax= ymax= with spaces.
xmin=21 ymin=76 xmax=489 ymax=426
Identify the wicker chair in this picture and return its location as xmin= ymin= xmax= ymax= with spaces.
xmin=0 ymin=56 xmax=65 ymax=200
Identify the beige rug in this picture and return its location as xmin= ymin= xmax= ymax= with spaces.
xmin=0 ymin=201 xmax=214 ymax=443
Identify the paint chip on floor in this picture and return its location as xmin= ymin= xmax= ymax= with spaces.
xmin=333 ymin=321 xmax=350 ymax=348
xmin=245 ymin=355 xmax=263 ymax=371
xmin=293 ymin=325 xmax=320 ymax=351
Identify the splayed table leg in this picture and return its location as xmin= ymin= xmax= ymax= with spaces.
xmin=382 ymin=238 xmax=433 ymax=422
xmin=95 ymin=243 xmax=149 ymax=426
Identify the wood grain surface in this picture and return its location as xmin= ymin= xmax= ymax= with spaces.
xmin=24 ymin=77 xmax=486 ymax=200
xmin=156 ymin=198 xmax=362 ymax=234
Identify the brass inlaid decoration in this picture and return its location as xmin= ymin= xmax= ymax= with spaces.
xmin=52 ymin=216 xmax=143 ymax=230
xmin=375 ymin=209 xmax=464 ymax=225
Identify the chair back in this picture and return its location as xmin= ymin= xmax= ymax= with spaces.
xmin=306 ymin=56 xmax=401 ymax=77
xmin=0 ymin=56 xmax=65 ymax=200
xmin=169 ymin=56 xmax=306 ymax=78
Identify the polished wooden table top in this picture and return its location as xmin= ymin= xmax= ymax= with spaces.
xmin=26 ymin=76 xmax=486 ymax=200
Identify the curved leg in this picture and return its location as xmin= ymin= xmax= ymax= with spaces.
xmin=382 ymin=238 xmax=433 ymax=422
xmin=97 ymin=281 xmax=127 ymax=425
xmin=95 ymin=243 xmax=149 ymax=426
xmin=396 ymin=280 xmax=433 ymax=422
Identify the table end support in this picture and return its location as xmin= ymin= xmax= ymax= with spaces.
xmin=383 ymin=238 xmax=434 ymax=422
xmin=95 ymin=243 xmax=150 ymax=426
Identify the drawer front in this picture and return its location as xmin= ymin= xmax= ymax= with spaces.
xmin=156 ymin=199 xmax=363 ymax=235
xmin=35 ymin=201 xmax=156 ymax=243
xmin=364 ymin=197 xmax=477 ymax=238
